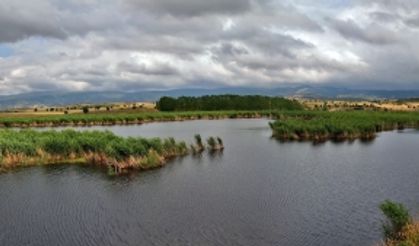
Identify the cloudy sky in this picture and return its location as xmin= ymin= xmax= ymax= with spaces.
xmin=0 ymin=0 xmax=418 ymax=95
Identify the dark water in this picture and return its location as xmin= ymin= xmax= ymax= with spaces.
xmin=1 ymin=119 xmax=419 ymax=246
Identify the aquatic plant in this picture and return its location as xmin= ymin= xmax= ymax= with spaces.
xmin=207 ymin=137 xmax=216 ymax=149
xmin=206 ymin=136 xmax=224 ymax=151
xmin=193 ymin=134 xmax=205 ymax=153
xmin=216 ymin=137 xmax=223 ymax=148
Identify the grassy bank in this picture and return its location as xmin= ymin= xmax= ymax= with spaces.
xmin=0 ymin=129 xmax=189 ymax=173
xmin=270 ymin=111 xmax=419 ymax=141
xmin=0 ymin=110 xmax=275 ymax=128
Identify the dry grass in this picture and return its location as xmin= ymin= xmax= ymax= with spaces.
xmin=378 ymin=222 xmax=419 ymax=246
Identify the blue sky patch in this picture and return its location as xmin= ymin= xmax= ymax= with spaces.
xmin=0 ymin=45 xmax=13 ymax=58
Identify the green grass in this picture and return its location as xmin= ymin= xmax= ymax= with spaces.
xmin=270 ymin=111 xmax=419 ymax=141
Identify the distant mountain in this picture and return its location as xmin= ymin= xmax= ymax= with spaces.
xmin=1 ymin=86 xmax=419 ymax=109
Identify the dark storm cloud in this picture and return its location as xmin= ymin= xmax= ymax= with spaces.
xmin=404 ymin=16 xmax=419 ymax=28
xmin=329 ymin=18 xmax=398 ymax=45
xmin=0 ymin=0 xmax=124 ymax=43
xmin=126 ymin=0 xmax=253 ymax=17
xmin=0 ymin=1 xmax=65 ymax=42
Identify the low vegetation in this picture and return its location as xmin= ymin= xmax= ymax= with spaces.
xmin=156 ymin=95 xmax=303 ymax=111
xmin=379 ymin=200 xmax=419 ymax=246
xmin=270 ymin=111 xmax=419 ymax=141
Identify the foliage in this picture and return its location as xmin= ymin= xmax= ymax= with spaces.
xmin=156 ymin=95 xmax=303 ymax=111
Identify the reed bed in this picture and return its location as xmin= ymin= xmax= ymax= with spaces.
xmin=0 ymin=129 xmax=188 ymax=173
xmin=270 ymin=111 xmax=419 ymax=141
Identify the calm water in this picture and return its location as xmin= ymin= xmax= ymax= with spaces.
xmin=1 ymin=119 xmax=419 ymax=246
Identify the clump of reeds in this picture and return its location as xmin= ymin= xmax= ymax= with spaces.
xmin=190 ymin=134 xmax=205 ymax=154
xmin=206 ymin=136 xmax=224 ymax=151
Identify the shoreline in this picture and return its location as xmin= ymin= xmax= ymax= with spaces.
xmin=0 ymin=111 xmax=275 ymax=128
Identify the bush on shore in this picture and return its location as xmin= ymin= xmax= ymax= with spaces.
xmin=379 ymin=200 xmax=418 ymax=246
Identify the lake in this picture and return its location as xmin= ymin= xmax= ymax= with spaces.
xmin=1 ymin=119 xmax=419 ymax=245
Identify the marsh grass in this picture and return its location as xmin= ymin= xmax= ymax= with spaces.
xmin=0 ymin=129 xmax=188 ymax=173
xmin=270 ymin=111 xmax=419 ymax=141
xmin=206 ymin=136 xmax=224 ymax=151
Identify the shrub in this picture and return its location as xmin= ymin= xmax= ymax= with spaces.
xmin=380 ymin=200 xmax=412 ymax=240
xmin=82 ymin=106 xmax=89 ymax=114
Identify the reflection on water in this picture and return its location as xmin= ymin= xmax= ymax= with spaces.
xmin=1 ymin=119 xmax=419 ymax=246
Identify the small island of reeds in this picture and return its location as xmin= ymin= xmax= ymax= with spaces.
xmin=270 ymin=111 xmax=419 ymax=141
xmin=0 ymin=130 xmax=224 ymax=174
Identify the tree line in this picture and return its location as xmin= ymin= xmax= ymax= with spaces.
xmin=156 ymin=95 xmax=303 ymax=111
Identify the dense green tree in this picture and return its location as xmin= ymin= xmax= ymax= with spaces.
xmin=156 ymin=95 xmax=303 ymax=111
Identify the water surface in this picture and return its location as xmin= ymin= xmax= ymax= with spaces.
xmin=1 ymin=119 xmax=419 ymax=246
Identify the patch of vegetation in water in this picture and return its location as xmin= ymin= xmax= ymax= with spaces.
xmin=0 ymin=129 xmax=189 ymax=173
xmin=0 ymin=130 xmax=225 ymax=175
xmin=269 ymin=111 xmax=419 ymax=141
